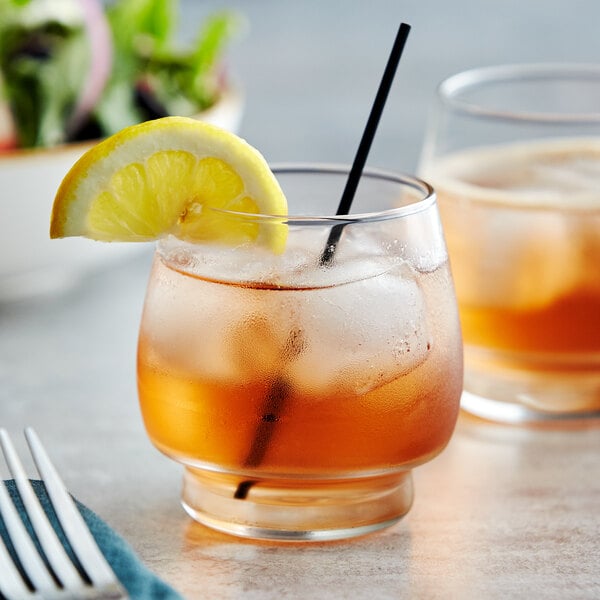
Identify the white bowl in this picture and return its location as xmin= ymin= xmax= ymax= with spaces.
xmin=0 ymin=87 xmax=244 ymax=301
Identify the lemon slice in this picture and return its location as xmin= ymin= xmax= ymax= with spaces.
xmin=50 ymin=116 xmax=288 ymax=252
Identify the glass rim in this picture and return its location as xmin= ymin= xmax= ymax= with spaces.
xmin=203 ymin=163 xmax=436 ymax=225
xmin=437 ymin=62 xmax=600 ymax=124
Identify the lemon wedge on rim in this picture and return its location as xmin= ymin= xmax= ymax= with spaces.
xmin=50 ymin=116 xmax=288 ymax=252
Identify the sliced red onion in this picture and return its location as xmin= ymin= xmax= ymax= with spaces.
xmin=0 ymin=72 xmax=17 ymax=151
xmin=0 ymin=99 xmax=17 ymax=151
xmin=66 ymin=0 xmax=113 ymax=136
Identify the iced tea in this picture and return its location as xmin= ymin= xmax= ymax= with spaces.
xmin=138 ymin=250 xmax=461 ymax=472
xmin=423 ymin=138 xmax=600 ymax=415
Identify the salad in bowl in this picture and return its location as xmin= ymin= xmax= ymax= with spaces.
xmin=0 ymin=0 xmax=242 ymax=300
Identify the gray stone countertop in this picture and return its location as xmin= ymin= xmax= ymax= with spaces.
xmin=2 ymin=257 xmax=599 ymax=599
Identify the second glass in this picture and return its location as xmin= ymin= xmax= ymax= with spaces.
xmin=420 ymin=63 xmax=600 ymax=423
xmin=136 ymin=165 xmax=463 ymax=541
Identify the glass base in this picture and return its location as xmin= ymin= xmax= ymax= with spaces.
xmin=461 ymin=391 xmax=600 ymax=424
xmin=181 ymin=467 xmax=414 ymax=541
xmin=461 ymin=348 xmax=600 ymax=424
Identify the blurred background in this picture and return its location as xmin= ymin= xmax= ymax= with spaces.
xmin=2 ymin=0 xmax=597 ymax=299
xmin=180 ymin=0 xmax=600 ymax=173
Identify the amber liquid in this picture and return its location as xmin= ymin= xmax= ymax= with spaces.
xmin=461 ymin=288 xmax=600 ymax=357
xmin=137 ymin=255 xmax=462 ymax=480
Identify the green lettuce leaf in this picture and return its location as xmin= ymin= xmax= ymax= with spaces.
xmin=0 ymin=0 xmax=89 ymax=147
xmin=94 ymin=1 xmax=239 ymax=137
xmin=0 ymin=0 xmax=240 ymax=148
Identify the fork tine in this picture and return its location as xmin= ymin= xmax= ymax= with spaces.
xmin=24 ymin=427 xmax=122 ymax=589
xmin=0 ymin=544 xmax=33 ymax=599
xmin=1 ymin=428 xmax=85 ymax=593
xmin=0 ymin=481 xmax=49 ymax=598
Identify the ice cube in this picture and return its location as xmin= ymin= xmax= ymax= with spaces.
xmin=142 ymin=252 xmax=257 ymax=381
xmin=428 ymin=141 xmax=593 ymax=310
xmin=447 ymin=204 xmax=581 ymax=310
xmin=145 ymin=243 xmax=433 ymax=394
xmin=285 ymin=264 xmax=432 ymax=397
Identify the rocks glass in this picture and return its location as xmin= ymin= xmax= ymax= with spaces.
xmin=420 ymin=64 xmax=600 ymax=423
xmin=137 ymin=165 xmax=463 ymax=540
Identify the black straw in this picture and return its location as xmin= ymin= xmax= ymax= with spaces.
xmin=320 ymin=22 xmax=411 ymax=266
xmin=234 ymin=23 xmax=412 ymax=500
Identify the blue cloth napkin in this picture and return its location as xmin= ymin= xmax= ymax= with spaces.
xmin=1 ymin=479 xmax=183 ymax=600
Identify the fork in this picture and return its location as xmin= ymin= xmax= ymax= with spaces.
xmin=0 ymin=428 xmax=129 ymax=599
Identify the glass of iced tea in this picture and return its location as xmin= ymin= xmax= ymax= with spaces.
xmin=136 ymin=165 xmax=463 ymax=541
xmin=420 ymin=63 xmax=600 ymax=424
